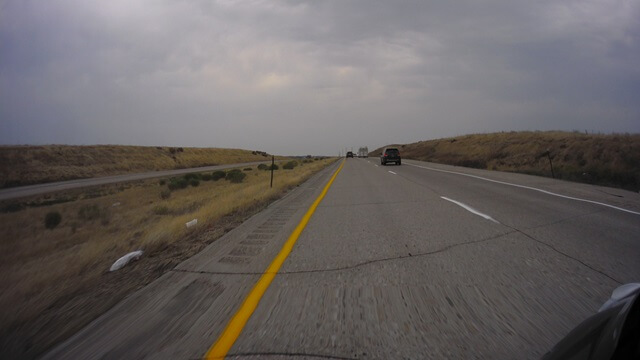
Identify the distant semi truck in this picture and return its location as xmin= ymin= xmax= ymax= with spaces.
xmin=357 ymin=146 xmax=369 ymax=158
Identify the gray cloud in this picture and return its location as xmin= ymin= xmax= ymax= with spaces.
xmin=1 ymin=0 xmax=639 ymax=155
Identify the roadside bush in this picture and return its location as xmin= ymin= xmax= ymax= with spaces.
xmin=76 ymin=203 xmax=111 ymax=226
xmin=78 ymin=204 xmax=102 ymax=221
xmin=226 ymin=170 xmax=247 ymax=183
xmin=159 ymin=179 xmax=166 ymax=186
xmin=456 ymin=159 xmax=487 ymax=169
xmin=168 ymin=177 xmax=188 ymax=190
xmin=45 ymin=211 xmax=62 ymax=229
xmin=160 ymin=190 xmax=171 ymax=199
xmin=190 ymin=179 xmax=200 ymax=187
xmin=211 ymin=170 xmax=226 ymax=181
xmin=283 ymin=161 xmax=298 ymax=170
xmin=244 ymin=168 xmax=253 ymax=171
xmin=257 ymin=164 xmax=268 ymax=170
xmin=179 ymin=178 xmax=189 ymax=188
xmin=2 ymin=203 xmax=24 ymax=213
xmin=153 ymin=205 xmax=169 ymax=215
xmin=267 ymin=164 xmax=279 ymax=171
xmin=184 ymin=173 xmax=201 ymax=181
xmin=201 ymin=174 xmax=212 ymax=181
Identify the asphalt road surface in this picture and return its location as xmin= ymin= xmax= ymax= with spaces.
xmin=0 ymin=161 xmax=274 ymax=201
xmin=43 ymin=158 xmax=640 ymax=359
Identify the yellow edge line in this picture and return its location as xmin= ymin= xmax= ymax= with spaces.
xmin=204 ymin=159 xmax=345 ymax=360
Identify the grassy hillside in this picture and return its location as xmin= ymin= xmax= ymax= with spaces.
xmin=0 ymin=145 xmax=272 ymax=188
xmin=372 ymin=131 xmax=640 ymax=191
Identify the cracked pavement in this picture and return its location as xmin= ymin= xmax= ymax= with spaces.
xmin=44 ymin=158 xmax=640 ymax=359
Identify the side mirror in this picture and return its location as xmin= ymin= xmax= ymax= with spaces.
xmin=542 ymin=282 xmax=640 ymax=360
xmin=600 ymin=283 xmax=640 ymax=312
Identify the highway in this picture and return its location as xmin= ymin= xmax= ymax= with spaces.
xmin=43 ymin=158 xmax=640 ymax=359
xmin=0 ymin=161 xmax=274 ymax=201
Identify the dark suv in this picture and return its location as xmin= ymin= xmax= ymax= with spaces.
xmin=380 ymin=147 xmax=401 ymax=165
xmin=346 ymin=151 xmax=354 ymax=158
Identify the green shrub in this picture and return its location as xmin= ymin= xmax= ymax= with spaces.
xmin=153 ymin=205 xmax=169 ymax=215
xmin=244 ymin=168 xmax=253 ymax=171
xmin=45 ymin=211 xmax=62 ymax=229
xmin=78 ymin=204 xmax=102 ymax=221
xmin=267 ymin=164 xmax=279 ymax=171
xmin=257 ymin=164 xmax=268 ymax=170
xmin=201 ymin=174 xmax=212 ymax=181
xmin=2 ymin=203 xmax=24 ymax=213
xmin=211 ymin=170 xmax=226 ymax=181
xmin=159 ymin=179 xmax=166 ymax=186
xmin=226 ymin=170 xmax=247 ymax=183
xmin=160 ymin=190 xmax=171 ymax=199
xmin=184 ymin=173 xmax=201 ymax=181
xmin=190 ymin=179 xmax=200 ymax=187
xmin=168 ymin=177 xmax=188 ymax=190
xmin=283 ymin=161 xmax=298 ymax=170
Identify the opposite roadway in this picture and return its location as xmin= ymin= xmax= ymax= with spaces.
xmin=0 ymin=161 xmax=274 ymax=201
xmin=43 ymin=158 xmax=640 ymax=359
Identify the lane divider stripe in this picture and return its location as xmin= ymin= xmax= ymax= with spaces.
xmin=407 ymin=163 xmax=640 ymax=216
xmin=204 ymin=160 xmax=345 ymax=359
xmin=441 ymin=196 xmax=500 ymax=224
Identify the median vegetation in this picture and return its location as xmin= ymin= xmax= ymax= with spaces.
xmin=0 ymin=157 xmax=336 ymax=359
xmin=372 ymin=131 xmax=640 ymax=191
xmin=0 ymin=145 xmax=275 ymax=188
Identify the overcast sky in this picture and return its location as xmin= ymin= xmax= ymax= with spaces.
xmin=1 ymin=0 xmax=639 ymax=155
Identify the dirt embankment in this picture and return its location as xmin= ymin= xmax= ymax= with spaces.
xmin=0 ymin=145 xmax=272 ymax=188
xmin=372 ymin=131 xmax=640 ymax=191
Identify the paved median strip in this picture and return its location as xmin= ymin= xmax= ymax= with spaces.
xmin=441 ymin=196 xmax=500 ymax=224
xmin=204 ymin=160 xmax=345 ymax=359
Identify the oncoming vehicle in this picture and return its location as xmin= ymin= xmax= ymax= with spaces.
xmin=380 ymin=147 xmax=401 ymax=165
xmin=346 ymin=151 xmax=354 ymax=158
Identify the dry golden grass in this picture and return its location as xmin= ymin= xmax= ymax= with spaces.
xmin=0 ymin=157 xmax=336 ymax=359
xmin=372 ymin=131 xmax=640 ymax=191
xmin=0 ymin=145 xmax=274 ymax=188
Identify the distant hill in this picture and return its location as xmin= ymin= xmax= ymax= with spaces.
xmin=371 ymin=131 xmax=640 ymax=191
xmin=0 ymin=145 xmax=272 ymax=188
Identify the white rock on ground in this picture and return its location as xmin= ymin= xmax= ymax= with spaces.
xmin=109 ymin=250 xmax=143 ymax=272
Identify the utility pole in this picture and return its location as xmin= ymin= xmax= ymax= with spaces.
xmin=545 ymin=149 xmax=555 ymax=179
xmin=270 ymin=155 xmax=274 ymax=188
